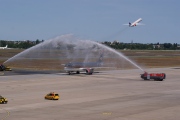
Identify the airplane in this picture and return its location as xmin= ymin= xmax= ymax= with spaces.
xmin=62 ymin=53 xmax=104 ymax=75
xmin=0 ymin=45 xmax=8 ymax=49
xmin=123 ymin=18 xmax=144 ymax=27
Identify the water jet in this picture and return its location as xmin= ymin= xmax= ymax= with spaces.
xmin=4 ymin=34 xmax=144 ymax=72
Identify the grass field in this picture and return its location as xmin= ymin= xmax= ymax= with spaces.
xmin=121 ymin=50 xmax=180 ymax=68
xmin=0 ymin=49 xmax=180 ymax=70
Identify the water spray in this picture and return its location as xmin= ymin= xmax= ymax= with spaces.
xmin=89 ymin=40 xmax=144 ymax=72
xmin=4 ymin=34 xmax=144 ymax=71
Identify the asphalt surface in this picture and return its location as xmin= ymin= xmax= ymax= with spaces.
xmin=0 ymin=67 xmax=180 ymax=120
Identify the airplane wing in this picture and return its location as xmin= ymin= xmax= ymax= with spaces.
xmin=136 ymin=23 xmax=145 ymax=25
xmin=123 ymin=23 xmax=145 ymax=26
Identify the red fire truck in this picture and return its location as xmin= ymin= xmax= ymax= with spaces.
xmin=141 ymin=72 xmax=166 ymax=81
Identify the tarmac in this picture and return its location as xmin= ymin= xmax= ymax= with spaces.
xmin=0 ymin=67 xmax=180 ymax=120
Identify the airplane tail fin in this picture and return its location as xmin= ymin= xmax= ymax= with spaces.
xmin=97 ymin=52 xmax=104 ymax=65
xmin=129 ymin=22 xmax=131 ymax=26
xmin=5 ymin=45 xmax=8 ymax=48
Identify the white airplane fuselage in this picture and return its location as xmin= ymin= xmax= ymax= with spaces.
xmin=63 ymin=53 xmax=104 ymax=75
xmin=0 ymin=45 xmax=8 ymax=49
xmin=64 ymin=62 xmax=102 ymax=75
xmin=129 ymin=18 xmax=142 ymax=27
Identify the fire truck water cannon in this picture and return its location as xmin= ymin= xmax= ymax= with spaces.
xmin=141 ymin=71 xmax=166 ymax=81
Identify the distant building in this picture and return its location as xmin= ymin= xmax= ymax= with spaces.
xmin=110 ymin=40 xmax=120 ymax=45
xmin=153 ymin=43 xmax=163 ymax=49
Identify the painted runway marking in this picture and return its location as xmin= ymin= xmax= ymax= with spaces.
xmin=0 ymin=108 xmax=10 ymax=120
xmin=0 ymin=72 xmax=4 ymax=75
xmin=102 ymin=112 xmax=112 ymax=115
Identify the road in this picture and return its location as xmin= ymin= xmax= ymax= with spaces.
xmin=0 ymin=67 xmax=180 ymax=120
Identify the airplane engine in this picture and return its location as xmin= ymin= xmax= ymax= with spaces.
xmin=85 ymin=68 xmax=94 ymax=75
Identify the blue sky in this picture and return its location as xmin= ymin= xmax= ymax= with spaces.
xmin=0 ymin=0 xmax=179 ymax=43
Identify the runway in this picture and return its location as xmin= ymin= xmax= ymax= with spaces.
xmin=0 ymin=67 xmax=180 ymax=120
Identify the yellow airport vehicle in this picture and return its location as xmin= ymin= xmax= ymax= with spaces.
xmin=44 ymin=92 xmax=59 ymax=100
xmin=0 ymin=95 xmax=8 ymax=104
xmin=0 ymin=64 xmax=12 ymax=71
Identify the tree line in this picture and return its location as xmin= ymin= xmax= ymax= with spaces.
xmin=0 ymin=39 xmax=179 ymax=50
xmin=0 ymin=39 xmax=43 ymax=49
xmin=102 ymin=41 xmax=179 ymax=50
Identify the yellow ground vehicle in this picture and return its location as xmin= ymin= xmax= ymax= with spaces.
xmin=0 ymin=95 xmax=8 ymax=104
xmin=0 ymin=64 xmax=12 ymax=71
xmin=44 ymin=92 xmax=59 ymax=100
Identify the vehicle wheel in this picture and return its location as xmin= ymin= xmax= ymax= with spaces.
xmin=163 ymin=73 xmax=166 ymax=79
xmin=89 ymin=72 xmax=92 ymax=75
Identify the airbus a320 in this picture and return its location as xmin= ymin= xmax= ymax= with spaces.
xmin=62 ymin=53 xmax=103 ymax=75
